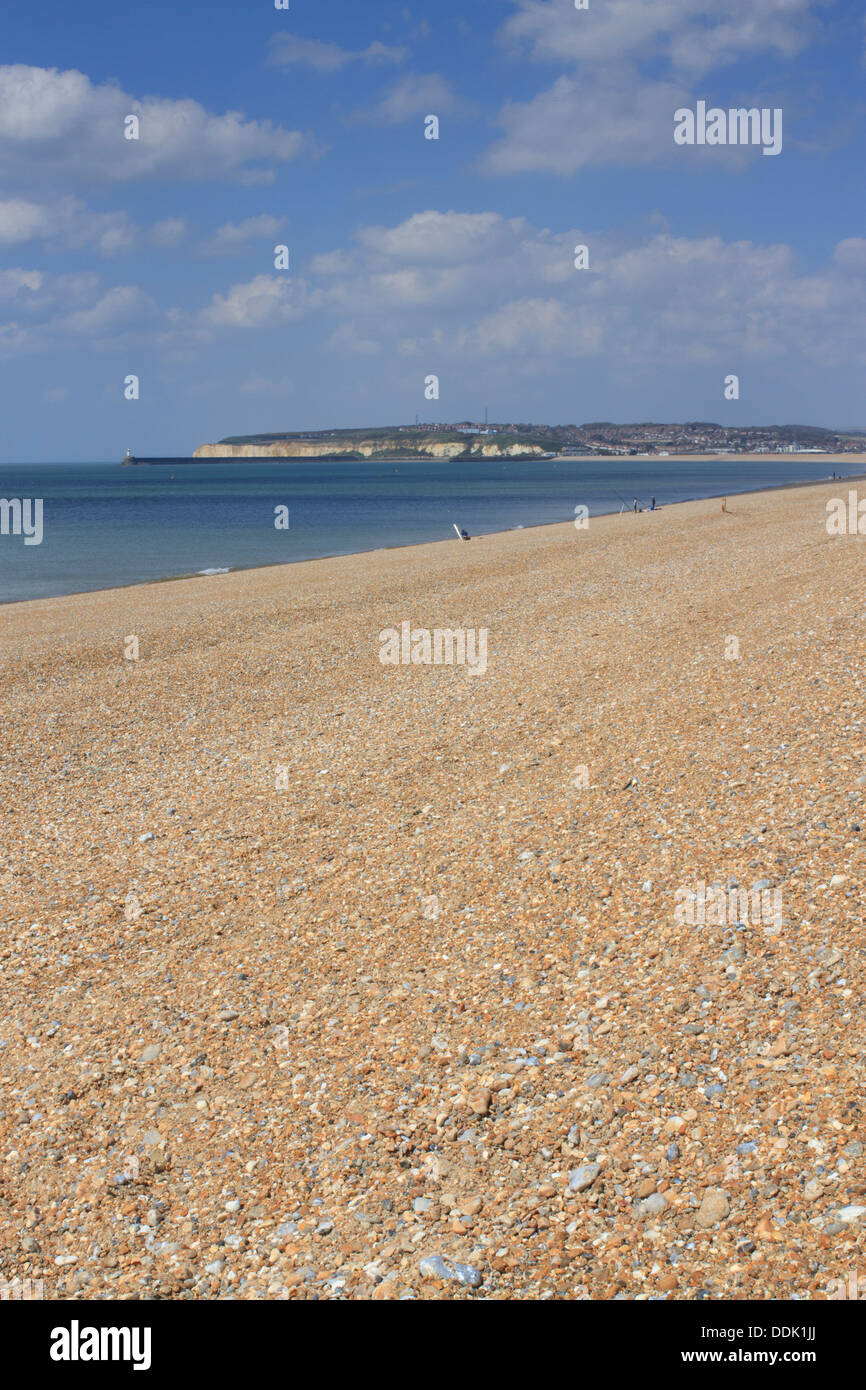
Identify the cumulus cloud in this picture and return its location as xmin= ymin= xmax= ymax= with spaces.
xmin=0 ymin=269 xmax=160 ymax=354
xmin=482 ymin=0 xmax=830 ymax=174
xmin=0 ymin=195 xmax=138 ymax=254
xmin=356 ymin=211 xmax=516 ymax=263
xmin=0 ymin=64 xmax=311 ymax=185
xmin=0 ymin=268 xmax=43 ymax=299
xmin=500 ymin=0 xmax=824 ymax=76
xmin=268 ymin=35 xmax=408 ymax=73
xmin=8 ymin=210 xmax=866 ymax=379
xmin=187 ymin=210 xmax=866 ymax=373
xmin=351 ymin=74 xmax=462 ymax=125
xmin=56 ymin=285 xmax=157 ymax=336
xmin=202 ymin=215 xmax=287 ymax=256
xmin=199 ymin=274 xmax=312 ymax=328
xmin=483 ymin=73 xmax=696 ymax=175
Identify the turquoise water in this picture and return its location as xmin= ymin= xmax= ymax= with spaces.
xmin=0 ymin=455 xmax=854 ymax=603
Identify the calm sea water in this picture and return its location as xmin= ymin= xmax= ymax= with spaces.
xmin=0 ymin=455 xmax=853 ymax=603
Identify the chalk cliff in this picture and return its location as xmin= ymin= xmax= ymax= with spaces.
xmin=193 ymin=430 xmax=549 ymax=461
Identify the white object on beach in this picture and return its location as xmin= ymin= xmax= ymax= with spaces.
xmin=453 ymin=523 xmax=466 ymax=541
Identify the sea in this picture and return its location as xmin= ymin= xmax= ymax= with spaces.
xmin=0 ymin=455 xmax=855 ymax=604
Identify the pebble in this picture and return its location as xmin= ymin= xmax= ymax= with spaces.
xmin=569 ymin=1163 xmax=601 ymax=1193
xmin=418 ymin=1256 xmax=482 ymax=1288
xmin=696 ymin=1190 xmax=730 ymax=1229
xmin=835 ymin=1205 xmax=866 ymax=1225
xmin=2 ymin=484 xmax=862 ymax=1302
xmin=637 ymin=1194 xmax=668 ymax=1219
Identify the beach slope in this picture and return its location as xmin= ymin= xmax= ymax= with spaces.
xmin=0 ymin=478 xmax=863 ymax=1300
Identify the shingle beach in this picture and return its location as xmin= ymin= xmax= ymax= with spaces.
xmin=1 ymin=477 xmax=864 ymax=1300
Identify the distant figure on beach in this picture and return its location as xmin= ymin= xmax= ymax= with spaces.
xmin=633 ymin=498 xmax=638 ymax=512
xmin=651 ymin=497 xmax=656 ymax=510
xmin=453 ymin=523 xmax=471 ymax=541
xmin=722 ymin=497 xmax=727 ymax=513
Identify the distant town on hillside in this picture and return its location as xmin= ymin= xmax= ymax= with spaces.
xmin=205 ymin=420 xmax=866 ymax=460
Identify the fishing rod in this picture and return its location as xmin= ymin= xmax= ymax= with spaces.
xmin=611 ymin=485 xmax=649 ymax=513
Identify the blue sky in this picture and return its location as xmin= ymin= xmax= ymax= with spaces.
xmin=2 ymin=0 xmax=865 ymax=460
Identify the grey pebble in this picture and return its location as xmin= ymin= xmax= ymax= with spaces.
xmin=637 ymin=1193 xmax=668 ymax=1219
xmin=569 ymin=1163 xmax=601 ymax=1193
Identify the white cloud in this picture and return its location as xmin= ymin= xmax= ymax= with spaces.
xmin=309 ymin=250 xmax=355 ymax=276
xmin=833 ymin=238 xmax=866 ymax=270
xmin=268 ymin=36 xmax=408 ymax=73
xmin=56 ymin=285 xmax=156 ymax=336
xmin=0 ymin=195 xmax=137 ymax=254
xmin=501 ymin=0 xmax=825 ymax=76
xmin=316 ymin=211 xmax=579 ymax=314
xmin=0 ymin=271 xmax=160 ymax=354
xmin=199 ymin=274 xmax=312 ymax=328
xmin=0 ymin=64 xmax=311 ymax=185
xmin=0 ymin=200 xmax=49 ymax=247
xmin=352 ymin=74 xmax=462 ymax=125
xmin=0 ymin=268 xmax=43 ymax=298
xmin=8 ymin=210 xmax=866 ymax=380
xmin=203 ymin=215 xmax=287 ymax=256
xmin=483 ymin=0 xmax=829 ymax=174
xmin=333 ymin=213 xmax=866 ymax=370
xmin=357 ymin=211 xmax=517 ymax=263
xmin=483 ymin=72 xmax=697 ymax=175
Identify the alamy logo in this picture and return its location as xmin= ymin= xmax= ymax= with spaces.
xmin=826 ymin=492 xmax=866 ymax=535
xmin=50 ymin=1320 xmax=152 ymax=1371
xmin=828 ymin=1271 xmax=866 ymax=1300
xmin=379 ymin=621 xmax=488 ymax=676
xmin=0 ymin=497 xmax=43 ymax=545
xmin=674 ymin=882 xmax=782 ymax=933
xmin=674 ymin=102 xmax=782 ymax=156
xmin=0 ymin=1276 xmax=44 ymax=1300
